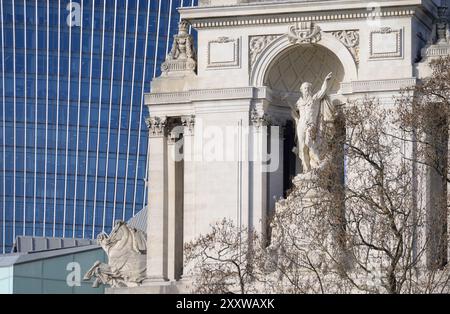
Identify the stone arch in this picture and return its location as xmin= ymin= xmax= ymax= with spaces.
xmin=250 ymin=33 xmax=358 ymax=89
xmin=264 ymin=44 xmax=345 ymax=95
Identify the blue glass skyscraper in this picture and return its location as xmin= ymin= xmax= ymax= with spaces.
xmin=0 ymin=0 xmax=196 ymax=254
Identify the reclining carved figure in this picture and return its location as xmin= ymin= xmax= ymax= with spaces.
xmin=84 ymin=221 xmax=147 ymax=288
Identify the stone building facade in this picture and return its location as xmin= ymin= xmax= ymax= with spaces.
xmin=111 ymin=0 xmax=450 ymax=293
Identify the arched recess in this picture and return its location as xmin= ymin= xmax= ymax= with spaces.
xmin=264 ymin=44 xmax=345 ymax=94
xmin=250 ymin=32 xmax=358 ymax=89
xmin=252 ymin=33 xmax=353 ymax=203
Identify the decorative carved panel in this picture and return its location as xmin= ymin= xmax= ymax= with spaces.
xmin=287 ymin=22 xmax=322 ymax=44
xmin=249 ymin=35 xmax=282 ymax=69
xmin=330 ymin=30 xmax=360 ymax=64
xmin=369 ymin=27 xmax=403 ymax=59
xmin=207 ymin=37 xmax=241 ymax=69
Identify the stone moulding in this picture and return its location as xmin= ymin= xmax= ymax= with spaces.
xmin=189 ymin=9 xmax=417 ymax=29
xmin=146 ymin=79 xmax=417 ymax=108
xmin=147 ymin=87 xmax=261 ymax=105
xmin=340 ymin=78 xmax=417 ymax=94
xmin=161 ymin=59 xmax=196 ymax=74
xmin=422 ymin=45 xmax=450 ymax=58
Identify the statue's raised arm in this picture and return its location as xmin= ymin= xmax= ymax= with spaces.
xmin=315 ymin=72 xmax=333 ymax=100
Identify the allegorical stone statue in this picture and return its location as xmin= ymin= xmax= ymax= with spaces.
xmin=161 ymin=20 xmax=196 ymax=75
xmin=168 ymin=21 xmax=195 ymax=61
xmin=291 ymin=72 xmax=336 ymax=173
xmin=428 ymin=6 xmax=450 ymax=44
xmin=84 ymin=221 xmax=147 ymax=288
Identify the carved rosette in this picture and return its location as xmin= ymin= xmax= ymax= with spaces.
xmin=288 ymin=22 xmax=322 ymax=45
xmin=182 ymin=115 xmax=196 ymax=136
xmin=146 ymin=116 xmax=167 ymax=137
xmin=330 ymin=30 xmax=360 ymax=64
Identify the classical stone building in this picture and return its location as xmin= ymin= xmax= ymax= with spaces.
xmin=110 ymin=0 xmax=450 ymax=293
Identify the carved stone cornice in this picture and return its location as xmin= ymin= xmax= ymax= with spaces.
xmin=340 ymin=78 xmax=417 ymax=94
xmin=145 ymin=116 xmax=168 ymax=138
xmin=188 ymin=9 xmax=417 ymax=29
xmin=146 ymin=87 xmax=261 ymax=105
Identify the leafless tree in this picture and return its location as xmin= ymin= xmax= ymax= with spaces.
xmin=183 ymin=58 xmax=450 ymax=294
xmin=397 ymin=56 xmax=450 ymax=270
xmin=184 ymin=219 xmax=263 ymax=294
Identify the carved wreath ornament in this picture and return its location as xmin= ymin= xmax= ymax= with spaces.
xmin=288 ymin=22 xmax=322 ymax=44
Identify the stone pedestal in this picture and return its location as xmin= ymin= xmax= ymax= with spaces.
xmin=291 ymin=172 xmax=324 ymax=202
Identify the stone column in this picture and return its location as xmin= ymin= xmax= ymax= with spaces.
xmin=250 ymin=109 xmax=269 ymax=238
xmin=145 ymin=116 xmax=169 ymax=282
xmin=181 ymin=115 xmax=196 ymax=279
xmin=167 ymin=127 xmax=185 ymax=281
xmin=268 ymin=124 xmax=284 ymax=229
xmin=181 ymin=117 xmax=196 ymax=242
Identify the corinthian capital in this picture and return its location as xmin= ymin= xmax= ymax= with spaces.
xmin=145 ymin=116 xmax=168 ymax=137
xmin=182 ymin=115 xmax=196 ymax=136
xmin=251 ymin=108 xmax=271 ymax=129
